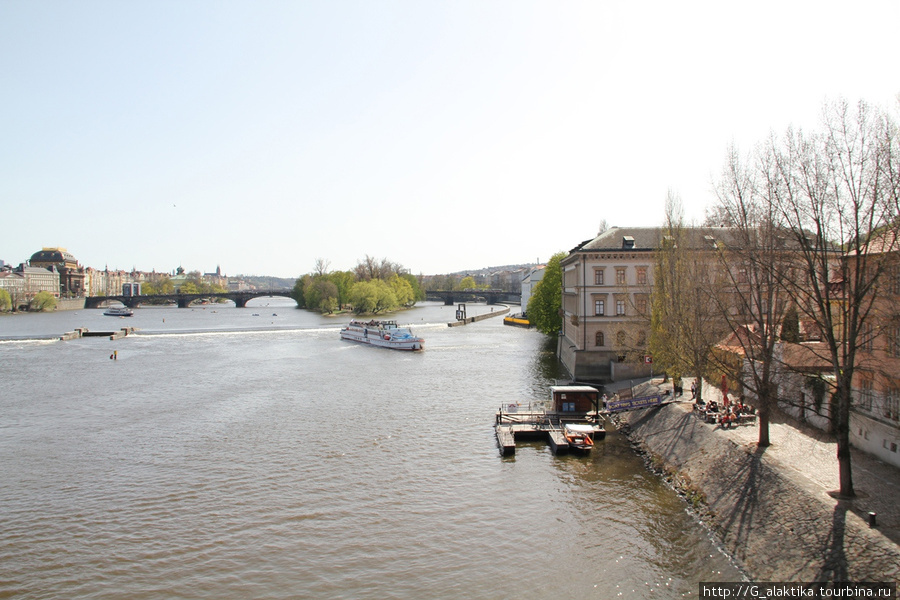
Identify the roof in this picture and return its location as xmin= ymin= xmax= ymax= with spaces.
xmin=30 ymin=247 xmax=77 ymax=265
xmin=570 ymin=226 xmax=738 ymax=253
xmin=550 ymin=385 xmax=599 ymax=394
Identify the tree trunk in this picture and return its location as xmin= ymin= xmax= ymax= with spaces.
xmin=835 ymin=382 xmax=855 ymax=497
xmin=757 ymin=401 xmax=771 ymax=447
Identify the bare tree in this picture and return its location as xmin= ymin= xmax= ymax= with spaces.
xmin=766 ymin=99 xmax=900 ymax=497
xmin=712 ymin=145 xmax=795 ymax=447
xmin=313 ymin=258 xmax=331 ymax=277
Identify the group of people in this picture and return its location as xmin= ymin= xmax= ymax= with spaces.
xmin=694 ymin=395 xmax=756 ymax=428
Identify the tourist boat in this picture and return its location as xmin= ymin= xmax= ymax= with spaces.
xmin=103 ymin=306 xmax=134 ymax=317
xmin=563 ymin=424 xmax=595 ymax=453
xmin=339 ymin=320 xmax=424 ymax=351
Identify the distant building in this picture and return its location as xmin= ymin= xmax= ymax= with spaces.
xmin=519 ymin=265 xmax=545 ymax=317
xmin=0 ymin=270 xmax=26 ymax=308
xmin=15 ymin=264 xmax=60 ymax=299
xmin=28 ymin=247 xmax=85 ymax=297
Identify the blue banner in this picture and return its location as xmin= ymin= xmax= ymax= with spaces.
xmin=606 ymin=394 xmax=662 ymax=413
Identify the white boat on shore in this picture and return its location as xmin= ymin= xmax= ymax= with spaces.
xmin=103 ymin=306 xmax=134 ymax=317
xmin=339 ymin=320 xmax=424 ymax=351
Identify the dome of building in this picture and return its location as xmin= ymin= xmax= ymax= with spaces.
xmin=30 ymin=247 xmax=78 ymax=267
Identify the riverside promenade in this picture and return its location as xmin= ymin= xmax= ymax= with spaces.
xmin=615 ymin=377 xmax=900 ymax=583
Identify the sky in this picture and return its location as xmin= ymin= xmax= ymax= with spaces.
xmin=2 ymin=1 xmax=898 ymax=279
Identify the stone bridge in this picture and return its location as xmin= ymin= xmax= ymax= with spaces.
xmin=83 ymin=289 xmax=296 ymax=309
xmin=424 ymin=290 xmax=520 ymax=305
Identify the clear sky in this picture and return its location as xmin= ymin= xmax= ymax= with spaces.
xmin=2 ymin=1 xmax=898 ymax=279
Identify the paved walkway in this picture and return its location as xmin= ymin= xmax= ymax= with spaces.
xmin=631 ymin=377 xmax=900 ymax=547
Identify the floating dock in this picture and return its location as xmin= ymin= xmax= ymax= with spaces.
xmin=494 ymin=410 xmax=606 ymax=456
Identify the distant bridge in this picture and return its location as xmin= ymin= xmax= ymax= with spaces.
xmin=83 ymin=289 xmax=296 ymax=309
xmin=425 ymin=290 xmax=520 ymax=305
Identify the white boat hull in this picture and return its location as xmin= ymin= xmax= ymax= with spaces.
xmin=340 ymin=322 xmax=424 ymax=351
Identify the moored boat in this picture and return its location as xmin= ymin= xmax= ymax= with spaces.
xmin=103 ymin=306 xmax=134 ymax=317
xmin=339 ymin=320 xmax=424 ymax=351
xmin=563 ymin=423 xmax=594 ymax=453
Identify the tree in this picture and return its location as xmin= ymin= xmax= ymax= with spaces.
xmin=764 ymin=99 xmax=900 ymax=497
xmin=291 ymin=275 xmax=308 ymax=308
xmin=528 ymin=252 xmax=565 ymax=335
xmin=713 ymin=145 xmax=796 ymax=447
xmin=459 ymin=276 xmax=477 ymax=290
xmin=29 ymin=291 xmax=57 ymax=312
xmin=649 ymin=192 xmax=729 ymax=402
xmin=0 ymin=288 xmax=11 ymax=311
xmin=328 ymin=270 xmax=357 ymax=310
xmin=304 ymin=277 xmax=339 ymax=313
xmin=179 ymin=281 xmax=200 ymax=294
xmin=348 ymin=279 xmax=398 ymax=314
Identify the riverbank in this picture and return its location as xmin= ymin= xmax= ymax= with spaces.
xmin=616 ymin=388 xmax=900 ymax=582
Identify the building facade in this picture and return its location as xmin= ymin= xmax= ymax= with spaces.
xmin=558 ymin=227 xmax=661 ymax=382
xmin=28 ymin=247 xmax=85 ymax=297
xmin=850 ymin=242 xmax=900 ymax=467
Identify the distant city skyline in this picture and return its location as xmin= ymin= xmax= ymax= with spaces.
xmin=3 ymin=1 xmax=898 ymax=278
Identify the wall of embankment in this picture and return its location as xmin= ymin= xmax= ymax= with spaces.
xmin=618 ymin=402 xmax=900 ymax=583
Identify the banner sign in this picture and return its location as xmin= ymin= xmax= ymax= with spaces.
xmin=606 ymin=394 xmax=662 ymax=413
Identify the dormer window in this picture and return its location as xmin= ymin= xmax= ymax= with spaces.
xmin=622 ymin=236 xmax=635 ymax=249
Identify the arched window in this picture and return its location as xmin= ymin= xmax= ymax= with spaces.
xmin=595 ymin=331 xmax=604 ymax=346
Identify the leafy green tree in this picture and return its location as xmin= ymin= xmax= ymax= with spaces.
xmin=349 ymin=279 xmax=398 ymax=314
xmin=388 ymin=274 xmax=415 ymax=307
xmin=179 ymin=281 xmax=200 ymax=294
xmin=292 ymin=275 xmax=308 ymax=308
xmin=327 ymin=270 xmax=357 ymax=309
xmin=401 ymin=273 xmax=426 ymax=302
xmin=305 ymin=276 xmax=339 ymax=313
xmin=0 ymin=288 xmax=11 ymax=311
xmin=527 ymin=252 xmax=565 ymax=335
xmin=459 ymin=276 xmax=477 ymax=290
xmin=29 ymin=291 xmax=57 ymax=312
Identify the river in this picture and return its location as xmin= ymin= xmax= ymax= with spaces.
xmin=0 ymin=299 xmax=742 ymax=598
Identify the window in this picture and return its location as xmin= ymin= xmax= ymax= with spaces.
xmin=595 ymin=331 xmax=604 ymax=346
xmin=594 ymin=300 xmax=605 ymax=316
xmin=594 ymin=270 xmax=604 ymax=285
xmin=636 ymin=296 xmax=648 ymax=315
xmin=888 ymin=324 xmax=900 ymax=357
xmin=860 ymin=379 xmax=874 ymax=412
xmin=861 ymin=324 xmax=874 ymax=351
xmin=637 ymin=330 xmax=646 ymax=346
xmin=636 ymin=267 xmax=648 ymax=285
xmin=616 ymin=268 xmax=626 ymax=285
xmin=889 ymin=265 xmax=900 ymax=295
xmin=616 ymin=300 xmax=626 ymax=315
xmin=885 ymin=387 xmax=899 ymax=421
xmin=616 ymin=330 xmax=626 ymax=346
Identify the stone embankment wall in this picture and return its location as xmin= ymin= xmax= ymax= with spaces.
xmin=618 ymin=403 xmax=900 ymax=583
xmin=447 ymin=305 xmax=509 ymax=327
xmin=57 ymin=298 xmax=85 ymax=311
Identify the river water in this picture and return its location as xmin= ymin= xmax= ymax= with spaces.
xmin=0 ymin=299 xmax=742 ymax=599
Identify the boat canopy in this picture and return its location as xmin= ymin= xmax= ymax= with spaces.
xmin=564 ymin=424 xmax=595 ymax=433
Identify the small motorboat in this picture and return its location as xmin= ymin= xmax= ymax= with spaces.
xmin=563 ymin=424 xmax=595 ymax=453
